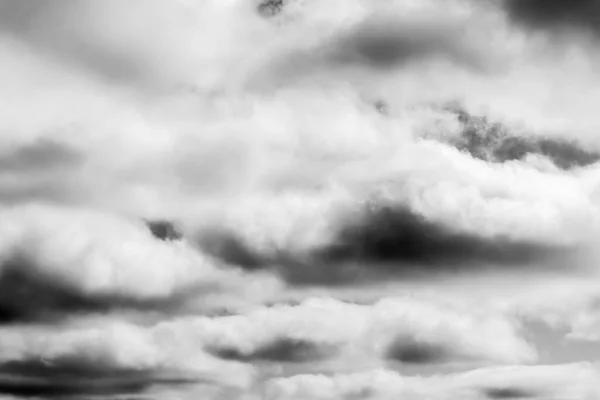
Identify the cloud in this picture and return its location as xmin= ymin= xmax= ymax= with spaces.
xmin=0 ymin=320 xmax=256 ymax=393
xmin=0 ymin=360 xmax=194 ymax=398
xmin=326 ymin=13 xmax=487 ymax=71
xmin=314 ymin=204 xmax=572 ymax=272
xmin=212 ymin=337 xmax=338 ymax=363
xmin=263 ymin=363 xmax=600 ymax=400
xmin=0 ymin=138 xmax=81 ymax=173
xmin=257 ymin=0 xmax=287 ymax=17
xmin=385 ymin=337 xmax=452 ymax=365
xmin=503 ymin=0 xmax=600 ymax=38
xmin=483 ymin=386 xmax=537 ymax=399
xmin=0 ymin=0 xmax=262 ymax=89
xmin=255 ymin=1 xmax=501 ymax=89
xmin=441 ymin=104 xmax=600 ymax=170
xmin=0 ymin=261 xmax=189 ymax=324
xmin=0 ymin=296 xmax=534 ymax=398
xmin=156 ymin=297 xmax=536 ymax=367
xmin=200 ymin=198 xmax=582 ymax=286
xmin=1 ymin=1 xmax=600 ymax=398
xmin=146 ymin=220 xmax=184 ymax=242
xmin=0 ymin=203 xmax=280 ymax=321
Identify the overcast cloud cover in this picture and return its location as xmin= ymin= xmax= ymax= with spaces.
xmin=1 ymin=0 xmax=600 ymax=398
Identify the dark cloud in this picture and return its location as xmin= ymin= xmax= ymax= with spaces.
xmin=257 ymin=0 xmax=286 ymax=17
xmin=503 ymin=0 xmax=600 ymax=37
xmin=445 ymin=104 xmax=600 ymax=170
xmin=315 ymin=205 xmax=571 ymax=272
xmin=199 ymin=203 xmax=573 ymax=287
xmin=385 ymin=338 xmax=450 ymax=365
xmin=146 ymin=220 xmax=183 ymax=241
xmin=483 ymin=386 xmax=538 ymax=399
xmin=210 ymin=338 xmax=338 ymax=363
xmin=198 ymin=230 xmax=267 ymax=271
xmin=0 ymin=139 xmax=81 ymax=172
xmin=327 ymin=16 xmax=486 ymax=71
xmin=0 ymin=256 xmax=189 ymax=324
xmin=0 ymin=359 xmax=196 ymax=398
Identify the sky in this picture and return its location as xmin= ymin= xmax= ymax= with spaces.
xmin=1 ymin=0 xmax=600 ymax=399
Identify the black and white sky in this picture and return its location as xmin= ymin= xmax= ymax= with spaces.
xmin=1 ymin=0 xmax=600 ymax=399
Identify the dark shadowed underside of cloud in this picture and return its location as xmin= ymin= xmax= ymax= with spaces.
xmin=200 ymin=203 xmax=575 ymax=286
xmin=317 ymin=205 xmax=569 ymax=268
xmin=483 ymin=386 xmax=538 ymax=399
xmin=327 ymin=16 xmax=486 ymax=71
xmin=146 ymin=220 xmax=183 ymax=242
xmin=503 ymin=0 xmax=600 ymax=37
xmin=257 ymin=0 xmax=286 ymax=17
xmin=0 ymin=139 xmax=81 ymax=172
xmin=0 ymin=257 xmax=188 ymax=323
xmin=198 ymin=230 xmax=267 ymax=272
xmin=444 ymin=105 xmax=600 ymax=170
xmin=385 ymin=337 xmax=452 ymax=365
xmin=0 ymin=360 xmax=196 ymax=398
xmin=210 ymin=337 xmax=339 ymax=364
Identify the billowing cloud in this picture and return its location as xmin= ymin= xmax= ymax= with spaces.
xmin=0 ymin=296 xmax=535 ymax=398
xmin=0 ymin=321 xmax=255 ymax=395
xmin=0 ymin=203 xmax=280 ymax=321
xmin=0 ymin=0 xmax=600 ymax=398
xmin=159 ymin=297 xmax=536 ymax=367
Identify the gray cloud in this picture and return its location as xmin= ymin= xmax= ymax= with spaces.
xmin=146 ymin=220 xmax=183 ymax=242
xmin=0 ymin=139 xmax=81 ymax=172
xmin=385 ymin=337 xmax=451 ymax=365
xmin=0 ymin=257 xmax=191 ymax=324
xmin=483 ymin=386 xmax=538 ymax=399
xmin=328 ymin=16 xmax=483 ymax=70
xmin=210 ymin=337 xmax=338 ymax=364
xmin=503 ymin=0 xmax=600 ymax=37
xmin=317 ymin=205 xmax=570 ymax=269
xmin=203 ymin=202 xmax=575 ymax=286
xmin=444 ymin=104 xmax=600 ymax=170
xmin=198 ymin=230 xmax=268 ymax=272
xmin=0 ymin=359 xmax=197 ymax=398
xmin=0 ymin=0 xmax=145 ymax=84
xmin=264 ymin=363 xmax=600 ymax=400
xmin=257 ymin=0 xmax=286 ymax=18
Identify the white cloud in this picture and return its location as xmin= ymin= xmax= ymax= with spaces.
xmin=142 ymin=296 xmax=534 ymax=367
xmin=0 ymin=0 xmax=600 ymax=398
xmin=0 ymin=203 xmax=281 ymax=317
xmin=264 ymin=363 xmax=600 ymax=400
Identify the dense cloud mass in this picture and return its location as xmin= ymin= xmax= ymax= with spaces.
xmin=0 ymin=0 xmax=600 ymax=398
xmin=503 ymin=0 xmax=600 ymax=37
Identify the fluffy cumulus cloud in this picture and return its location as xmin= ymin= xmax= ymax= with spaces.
xmin=0 ymin=203 xmax=281 ymax=322
xmin=157 ymin=296 xmax=535 ymax=367
xmin=0 ymin=295 xmax=533 ymax=397
xmin=0 ymin=0 xmax=600 ymax=398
